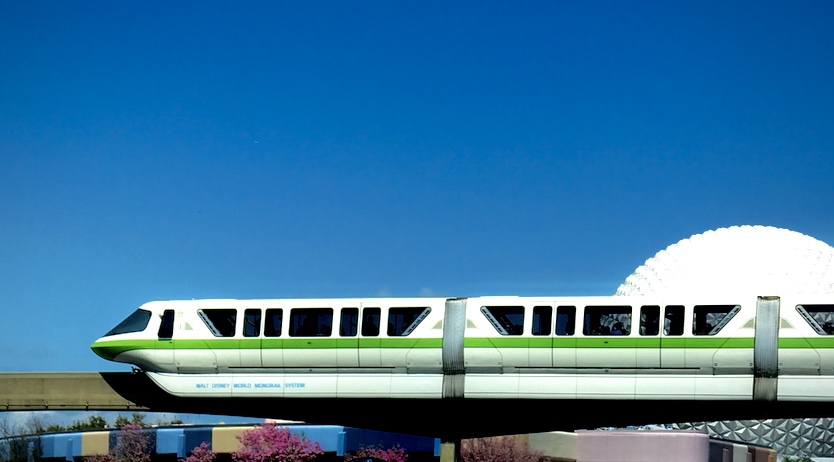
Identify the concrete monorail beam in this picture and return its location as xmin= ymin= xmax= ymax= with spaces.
xmin=0 ymin=372 xmax=146 ymax=410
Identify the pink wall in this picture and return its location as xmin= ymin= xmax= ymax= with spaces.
xmin=576 ymin=430 xmax=709 ymax=462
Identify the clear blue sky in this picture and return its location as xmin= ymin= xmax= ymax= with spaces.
xmin=1 ymin=2 xmax=833 ymax=373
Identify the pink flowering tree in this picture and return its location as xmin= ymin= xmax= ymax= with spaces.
xmin=83 ymin=454 xmax=116 ymax=462
xmin=83 ymin=423 xmax=152 ymax=462
xmin=114 ymin=423 xmax=152 ymax=462
xmin=345 ymin=444 xmax=408 ymax=462
xmin=181 ymin=442 xmax=216 ymax=462
xmin=231 ymin=423 xmax=324 ymax=462
xmin=460 ymin=436 xmax=542 ymax=462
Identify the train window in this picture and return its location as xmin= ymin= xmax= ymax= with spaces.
xmin=640 ymin=306 xmax=660 ymax=336
xmin=664 ymin=305 xmax=684 ymax=336
xmin=481 ymin=306 xmax=524 ymax=335
xmin=583 ymin=306 xmax=631 ymax=335
xmin=388 ymin=307 xmax=431 ymax=336
xmin=362 ymin=308 xmax=381 ymax=336
xmin=289 ymin=308 xmax=333 ymax=337
xmin=158 ymin=310 xmax=174 ymax=339
xmin=105 ymin=309 xmax=152 ymax=336
xmin=693 ymin=305 xmax=740 ymax=335
xmin=532 ymin=306 xmax=552 ymax=336
xmin=264 ymin=309 xmax=283 ymax=337
xmin=556 ymin=306 xmax=576 ymax=336
xmin=796 ymin=304 xmax=834 ymax=335
xmin=198 ymin=309 xmax=237 ymax=337
xmin=244 ymin=309 xmax=261 ymax=337
xmin=341 ymin=307 xmax=358 ymax=337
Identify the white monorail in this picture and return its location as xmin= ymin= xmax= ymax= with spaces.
xmin=91 ymin=294 xmax=834 ymax=401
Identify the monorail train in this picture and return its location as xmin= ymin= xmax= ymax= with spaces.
xmin=91 ymin=294 xmax=834 ymax=401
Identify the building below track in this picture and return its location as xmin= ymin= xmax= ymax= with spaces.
xmin=1 ymin=423 xmax=780 ymax=462
xmin=0 ymin=423 xmax=440 ymax=462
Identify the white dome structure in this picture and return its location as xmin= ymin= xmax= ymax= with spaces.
xmin=615 ymin=225 xmax=834 ymax=297
xmin=614 ymin=225 xmax=834 ymax=457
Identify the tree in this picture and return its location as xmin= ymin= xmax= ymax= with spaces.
xmin=113 ymin=423 xmax=152 ymax=462
xmin=18 ymin=414 xmax=50 ymax=436
xmin=181 ymin=442 xmax=215 ymax=462
xmin=83 ymin=423 xmax=152 ymax=462
xmin=69 ymin=415 xmax=109 ymax=431
xmin=345 ymin=445 xmax=408 ymax=462
xmin=0 ymin=414 xmax=47 ymax=462
xmin=231 ymin=423 xmax=323 ymax=462
xmin=157 ymin=417 xmax=184 ymax=426
xmin=460 ymin=436 xmax=542 ymax=462
xmin=114 ymin=413 xmax=147 ymax=428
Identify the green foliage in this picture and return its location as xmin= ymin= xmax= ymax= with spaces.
xmin=68 ymin=415 xmax=109 ymax=431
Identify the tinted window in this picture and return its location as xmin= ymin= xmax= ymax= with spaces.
xmin=244 ymin=309 xmax=261 ymax=337
xmin=105 ymin=309 xmax=152 ymax=336
xmin=158 ymin=310 xmax=174 ymax=338
xmin=264 ymin=309 xmax=283 ymax=337
xmin=797 ymin=304 xmax=834 ymax=335
xmin=481 ymin=306 xmax=524 ymax=335
xmin=583 ymin=306 xmax=631 ymax=335
xmin=341 ymin=308 xmax=358 ymax=337
xmin=664 ymin=305 xmax=684 ymax=336
xmin=640 ymin=305 xmax=660 ymax=336
xmin=532 ymin=306 xmax=552 ymax=336
xmin=362 ymin=308 xmax=380 ymax=336
xmin=693 ymin=305 xmax=739 ymax=335
xmin=289 ymin=308 xmax=333 ymax=337
xmin=556 ymin=306 xmax=576 ymax=336
xmin=199 ymin=309 xmax=237 ymax=337
xmin=388 ymin=307 xmax=431 ymax=336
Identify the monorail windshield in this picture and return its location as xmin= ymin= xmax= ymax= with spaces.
xmin=104 ymin=309 xmax=152 ymax=336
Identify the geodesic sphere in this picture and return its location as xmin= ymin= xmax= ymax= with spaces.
xmin=615 ymin=225 xmax=834 ymax=297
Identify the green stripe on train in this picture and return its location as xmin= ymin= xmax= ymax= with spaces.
xmin=779 ymin=337 xmax=834 ymax=348
xmin=463 ymin=337 xmax=755 ymax=348
xmin=92 ymin=338 xmax=444 ymax=355
xmin=93 ymin=335 xmax=833 ymax=357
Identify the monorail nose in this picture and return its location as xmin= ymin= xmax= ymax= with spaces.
xmin=90 ymin=339 xmax=120 ymax=361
